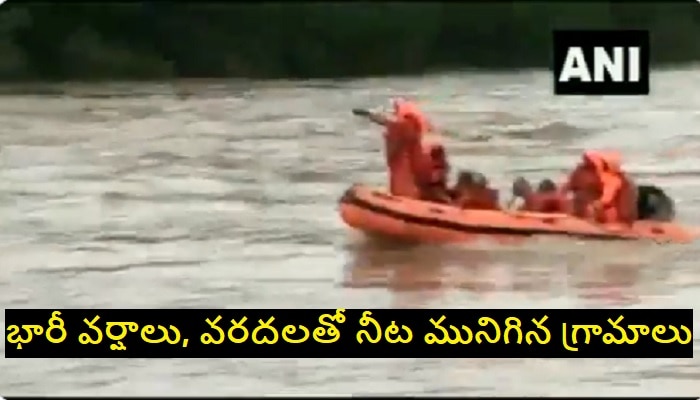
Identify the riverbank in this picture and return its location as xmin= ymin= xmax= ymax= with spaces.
xmin=0 ymin=2 xmax=698 ymax=81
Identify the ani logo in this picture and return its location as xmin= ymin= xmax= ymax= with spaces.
xmin=552 ymin=29 xmax=650 ymax=95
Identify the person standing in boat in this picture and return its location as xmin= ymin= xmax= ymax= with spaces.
xmin=353 ymin=98 xmax=451 ymax=203
xmin=559 ymin=151 xmax=637 ymax=224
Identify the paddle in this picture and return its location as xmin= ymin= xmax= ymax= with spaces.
xmin=352 ymin=108 xmax=389 ymax=127
xmin=352 ymin=108 xmax=372 ymax=117
xmin=351 ymin=107 xmax=490 ymax=142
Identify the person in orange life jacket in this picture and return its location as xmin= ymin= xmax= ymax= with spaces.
xmin=453 ymin=171 xmax=500 ymax=210
xmin=511 ymin=177 xmax=571 ymax=213
xmin=391 ymin=98 xmax=452 ymax=203
xmin=414 ymin=140 xmax=452 ymax=203
xmin=595 ymin=151 xmax=638 ymax=224
xmin=353 ymin=98 xmax=450 ymax=202
xmin=353 ymin=103 xmax=422 ymax=198
xmin=559 ymin=151 xmax=637 ymax=224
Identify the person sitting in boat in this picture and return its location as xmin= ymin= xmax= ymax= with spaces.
xmin=451 ymin=170 xmax=474 ymax=202
xmin=453 ymin=171 xmax=500 ymax=210
xmin=510 ymin=177 xmax=571 ymax=213
xmin=415 ymin=142 xmax=453 ymax=203
xmin=353 ymin=98 xmax=451 ymax=203
xmin=559 ymin=150 xmax=637 ymax=224
xmin=637 ymin=184 xmax=675 ymax=221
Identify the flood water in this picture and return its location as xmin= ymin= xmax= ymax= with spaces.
xmin=0 ymin=69 xmax=699 ymax=396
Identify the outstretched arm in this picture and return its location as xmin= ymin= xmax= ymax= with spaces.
xmin=352 ymin=108 xmax=392 ymax=127
xmin=371 ymin=112 xmax=392 ymax=126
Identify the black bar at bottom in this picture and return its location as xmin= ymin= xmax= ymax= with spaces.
xmin=4 ymin=308 xmax=693 ymax=358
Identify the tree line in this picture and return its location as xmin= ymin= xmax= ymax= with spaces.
xmin=0 ymin=2 xmax=698 ymax=81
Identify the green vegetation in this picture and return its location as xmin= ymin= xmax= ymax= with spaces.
xmin=0 ymin=2 xmax=698 ymax=81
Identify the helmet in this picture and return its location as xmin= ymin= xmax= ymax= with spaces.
xmin=599 ymin=151 xmax=622 ymax=173
xmin=392 ymin=97 xmax=430 ymax=133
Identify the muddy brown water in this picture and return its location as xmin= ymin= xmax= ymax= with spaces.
xmin=0 ymin=70 xmax=699 ymax=396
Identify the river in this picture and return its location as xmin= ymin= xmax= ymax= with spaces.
xmin=0 ymin=69 xmax=698 ymax=396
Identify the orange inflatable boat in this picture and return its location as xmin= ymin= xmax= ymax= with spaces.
xmin=339 ymin=184 xmax=697 ymax=244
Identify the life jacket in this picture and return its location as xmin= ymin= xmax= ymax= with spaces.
xmin=457 ymin=187 xmax=500 ymax=210
xmin=597 ymin=151 xmax=637 ymax=223
xmin=564 ymin=151 xmax=604 ymax=194
xmin=413 ymin=133 xmax=448 ymax=186
xmin=590 ymin=151 xmax=623 ymax=206
xmin=393 ymin=99 xmax=449 ymax=188
xmin=384 ymin=125 xmax=420 ymax=198
xmin=583 ymin=151 xmax=608 ymax=184
xmin=569 ymin=150 xmax=636 ymax=223
xmin=521 ymin=192 xmax=569 ymax=213
xmin=383 ymin=99 xmax=429 ymax=198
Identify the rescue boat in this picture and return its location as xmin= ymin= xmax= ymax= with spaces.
xmin=338 ymin=184 xmax=697 ymax=244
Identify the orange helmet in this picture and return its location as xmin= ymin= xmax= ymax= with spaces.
xmin=599 ymin=150 xmax=622 ymax=173
xmin=583 ymin=150 xmax=622 ymax=173
xmin=582 ymin=150 xmax=606 ymax=172
xmin=392 ymin=98 xmax=430 ymax=133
